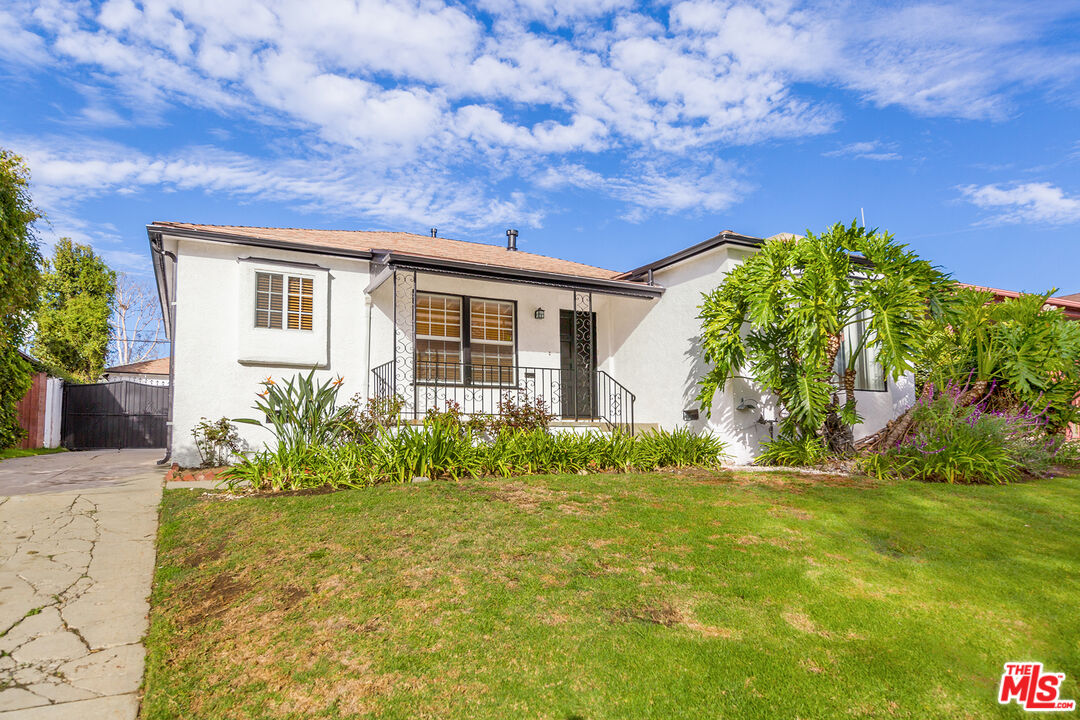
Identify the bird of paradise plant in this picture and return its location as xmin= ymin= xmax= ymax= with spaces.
xmin=234 ymin=369 xmax=352 ymax=453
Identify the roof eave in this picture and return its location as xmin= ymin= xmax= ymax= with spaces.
xmin=147 ymin=229 xmax=173 ymax=339
xmin=146 ymin=224 xmax=376 ymax=261
xmin=618 ymin=231 xmax=764 ymax=280
xmin=382 ymin=251 xmax=663 ymax=299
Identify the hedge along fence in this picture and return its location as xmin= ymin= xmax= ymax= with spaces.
xmin=221 ymin=371 xmax=728 ymax=493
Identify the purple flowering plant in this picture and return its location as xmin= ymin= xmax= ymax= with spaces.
xmin=861 ymin=378 xmax=1062 ymax=484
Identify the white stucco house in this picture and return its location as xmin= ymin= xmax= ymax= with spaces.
xmin=148 ymin=222 xmax=914 ymax=466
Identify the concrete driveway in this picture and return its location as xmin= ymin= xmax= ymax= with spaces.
xmin=0 ymin=450 xmax=164 ymax=719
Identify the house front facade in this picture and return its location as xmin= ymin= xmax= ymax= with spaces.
xmin=149 ymin=222 xmax=914 ymax=466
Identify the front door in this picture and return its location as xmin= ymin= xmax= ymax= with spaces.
xmin=559 ymin=309 xmax=597 ymax=419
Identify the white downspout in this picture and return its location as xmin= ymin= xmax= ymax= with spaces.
xmin=363 ymin=293 xmax=373 ymax=400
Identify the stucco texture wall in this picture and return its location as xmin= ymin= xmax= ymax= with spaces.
xmin=169 ymin=236 xmax=371 ymax=466
xmin=167 ymin=235 xmax=914 ymax=467
xmin=608 ymin=245 xmax=915 ymax=463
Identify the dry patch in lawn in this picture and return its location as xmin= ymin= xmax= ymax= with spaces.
xmin=613 ymin=600 xmax=739 ymax=639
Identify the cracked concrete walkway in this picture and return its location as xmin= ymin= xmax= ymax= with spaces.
xmin=0 ymin=450 xmax=164 ymax=719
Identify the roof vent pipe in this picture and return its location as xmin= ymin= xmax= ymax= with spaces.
xmin=430 ymin=228 xmax=437 ymax=237
xmin=506 ymin=228 xmax=518 ymax=251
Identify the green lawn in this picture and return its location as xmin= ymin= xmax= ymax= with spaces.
xmin=0 ymin=446 xmax=66 ymax=461
xmin=144 ymin=471 xmax=1080 ymax=719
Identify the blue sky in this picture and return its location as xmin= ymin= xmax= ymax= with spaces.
xmin=2 ymin=0 xmax=1079 ymax=295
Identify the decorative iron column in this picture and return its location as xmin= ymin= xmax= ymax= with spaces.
xmin=572 ymin=290 xmax=593 ymax=419
xmin=392 ymin=269 xmax=417 ymax=418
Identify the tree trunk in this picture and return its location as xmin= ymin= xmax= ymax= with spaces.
xmin=843 ymin=367 xmax=857 ymax=411
xmin=860 ymin=380 xmax=990 ymax=451
xmin=820 ymin=336 xmax=854 ymax=455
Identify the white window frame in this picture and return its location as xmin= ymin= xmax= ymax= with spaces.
xmin=253 ymin=270 xmax=315 ymax=332
xmin=414 ymin=292 xmax=517 ymax=386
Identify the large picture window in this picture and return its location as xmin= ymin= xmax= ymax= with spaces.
xmin=833 ymin=311 xmax=886 ymax=391
xmin=415 ymin=293 xmax=515 ymax=384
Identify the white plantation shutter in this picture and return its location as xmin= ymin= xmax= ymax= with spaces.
xmin=254 ymin=272 xmax=314 ymax=332
xmin=254 ymin=272 xmax=283 ymax=329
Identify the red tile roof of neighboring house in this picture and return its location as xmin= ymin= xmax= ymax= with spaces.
xmin=958 ymin=284 xmax=1080 ymax=320
xmin=151 ymin=222 xmax=623 ymax=281
xmin=104 ymin=357 xmax=170 ymax=375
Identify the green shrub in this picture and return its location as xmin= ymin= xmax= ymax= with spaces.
xmin=757 ymin=435 xmax=830 ymax=467
xmin=1057 ymin=441 xmax=1080 ymax=468
xmin=222 ymin=424 xmax=728 ymax=493
xmin=341 ymin=393 xmax=405 ymax=440
xmin=859 ymin=384 xmax=1058 ymax=484
xmin=191 ymin=417 xmax=243 ymax=467
xmin=637 ymin=426 xmax=729 ymax=468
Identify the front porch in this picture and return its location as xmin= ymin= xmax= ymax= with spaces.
xmin=371 ymin=359 xmax=635 ymax=432
xmin=367 ymin=266 xmax=652 ymax=433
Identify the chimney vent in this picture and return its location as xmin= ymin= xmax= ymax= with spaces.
xmin=430 ymin=228 xmax=437 ymax=238
xmin=506 ymin=228 xmax=518 ymax=251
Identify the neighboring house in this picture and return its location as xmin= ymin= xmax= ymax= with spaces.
xmin=13 ymin=351 xmax=63 ymax=450
xmin=959 ymin=284 xmax=1080 ymax=320
xmin=148 ymin=222 xmax=914 ymax=465
xmin=101 ymin=357 xmax=171 ymax=386
xmin=1054 ymin=292 xmax=1080 ymax=320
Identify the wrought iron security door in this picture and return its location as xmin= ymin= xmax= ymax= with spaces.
xmin=559 ymin=296 xmax=597 ymax=419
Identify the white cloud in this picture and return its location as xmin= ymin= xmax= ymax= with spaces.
xmin=824 ymin=141 xmax=902 ymax=161
xmin=0 ymin=9 xmax=47 ymax=64
xmin=10 ymin=0 xmax=1073 ymax=153
xmin=959 ymin=182 xmax=1080 ymax=225
xmin=533 ymin=160 xmax=745 ymax=222
xmin=13 ymin=135 xmax=542 ymax=233
xmin=3 ymin=0 xmax=1079 ymax=235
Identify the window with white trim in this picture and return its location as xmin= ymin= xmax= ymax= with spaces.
xmin=415 ymin=293 xmax=515 ymax=384
xmin=469 ymin=299 xmax=514 ymax=383
xmin=255 ymin=272 xmax=313 ymax=331
xmin=416 ymin=294 xmax=463 ymax=382
xmin=833 ymin=311 xmax=886 ymax=391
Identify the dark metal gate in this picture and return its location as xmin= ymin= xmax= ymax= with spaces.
xmin=61 ymin=381 xmax=169 ymax=449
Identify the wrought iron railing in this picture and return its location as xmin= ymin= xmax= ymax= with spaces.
xmin=369 ymin=360 xmax=635 ymax=433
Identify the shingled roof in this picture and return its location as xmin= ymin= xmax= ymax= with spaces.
xmin=150 ymin=222 xmax=622 ymax=281
xmin=104 ymin=357 xmax=170 ymax=375
xmin=959 ymin=284 xmax=1080 ymax=320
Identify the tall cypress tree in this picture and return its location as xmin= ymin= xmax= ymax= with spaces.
xmin=0 ymin=149 xmax=43 ymax=448
xmin=33 ymin=240 xmax=117 ymax=383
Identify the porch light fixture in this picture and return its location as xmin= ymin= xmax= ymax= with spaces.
xmin=534 ymin=307 xmax=545 ymax=320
